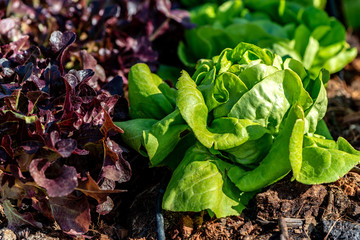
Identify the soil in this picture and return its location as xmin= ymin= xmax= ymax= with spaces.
xmin=2 ymin=27 xmax=360 ymax=240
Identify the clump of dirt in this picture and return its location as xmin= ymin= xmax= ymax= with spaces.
xmin=334 ymin=171 xmax=360 ymax=197
xmin=188 ymin=217 xmax=261 ymax=240
xmin=255 ymin=181 xmax=327 ymax=220
xmin=166 ymin=214 xmax=263 ymax=240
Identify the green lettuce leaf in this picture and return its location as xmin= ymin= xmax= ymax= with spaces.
xmin=142 ymin=110 xmax=190 ymax=167
xmin=128 ymin=63 xmax=175 ymax=119
xmin=233 ymin=104 xmax=305 ymax=192
xmin=229 ymin=69 xmax=303 ymax=132
xmin=119 ymin=41 xmax=356 ymax=220
xmin=303 ymin=69 xmax=328 ymax=133
xmin=224 ymin=133 xmax=273 ymax=165
xmin=162 ymin=144 xmax=255 ymax=217
xmin=115 ymin=119 xmax=157 ymax=156
xmin=292 ymin=137 xmax=360 ymax=184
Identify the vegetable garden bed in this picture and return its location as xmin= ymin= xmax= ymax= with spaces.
xmin=0 ymin=0 xmax=360 ymax=240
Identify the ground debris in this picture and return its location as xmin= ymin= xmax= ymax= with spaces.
xmin=0 ymin=228 xmax=16 ymax=240
xmin=255 ymin=181 xmax=327 ymax=220
xmin=188 ymin=216 xmax=260 ymax=240
xmin=334 ymin=172 xmax=360 ymax=197
xmin=166 ymin=214 xmax=263 ymax=240
xmin=181 ymin=215 xmax=193 ymax=238
xmin=323 ymin=220 xmax=360 ymax=240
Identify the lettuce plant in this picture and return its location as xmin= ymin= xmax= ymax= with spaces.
xmin=117 ymin=42 xmax=360 ymax=217
xmin=0 ymin=31 xmax=130 ymax=235
xmin=179 ymin=0 xmax=356 ymax=77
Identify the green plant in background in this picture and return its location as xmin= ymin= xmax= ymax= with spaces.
xmin=181 ymin=0 xmax=327 ymax=9
xmin=343 ymin=0 xmax=360 ymax=29
xmin=116 ymin=42 xmax=360 ymax=217
xmin=181 ymin=0 xmax=226 ymax=8
xmin=179 ymin=0 xmax=356 ymax=77
xmin=287 ymin=0 xmax=327 ymax=9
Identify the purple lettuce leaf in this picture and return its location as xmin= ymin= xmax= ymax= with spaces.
xmin=0 ymin=35 xmax=29 ymax=57
xmin=100 ymin=75 xmax=124 ymax=97
xmin=14 ymin=62 xmax=33 ymax=83
xmin=1 ymin=135 xmax=13 ymax=158
xmin=49 ymin=31 xmax=76 ymax=58
xmin=31 ymin=191 xmax=54 ymax=221
xmin=29 ymin=158 xmax=78 ymax=197
xmin=49 ymin=194 xmax=91 ymax=235
xmin=0 ymin=58 xmax=15 ymax=78
xmin=76 ymin=173 xmax=125 ymax=205
xmin=96 ymin=196 xmax=114 ymax=215
xmin=43 ymin=63 xmax=65 ymax=98
xmin=64 ymin=69 xmax=94 ymax=89
xmin=13 ymin=46 xmax=40 ymax=65
xmin=100 ymin=138 xmax=131 ymax=184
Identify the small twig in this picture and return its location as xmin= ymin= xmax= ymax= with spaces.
xmin=283 ymin=218 xmax=304 ymax=228
xmin=323 ymin=217 xmax=340 ymax=240
xmin=256 ymin=216 xmax=274 ymax=225
xmin=279 ymin=217 xmax=290 ymax=240
xmin=295 ymin=202 xmax=305 ymax=218
xmin=325 ymin=190 xmax=335 ymax=218
xmin=304 ymin=227 xmax=311 ymax=240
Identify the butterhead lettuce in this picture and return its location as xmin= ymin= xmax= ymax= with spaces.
xmin=116 ymin=42 xmax=360 ymax=217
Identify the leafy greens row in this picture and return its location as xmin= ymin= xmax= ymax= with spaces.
xmin=179 ymin=0 xmax=356 ymax=77
xmin=117 ymin=42 xmax=360 ymax=217
xmin=0 ymin=31 xmax=130 ymax=235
